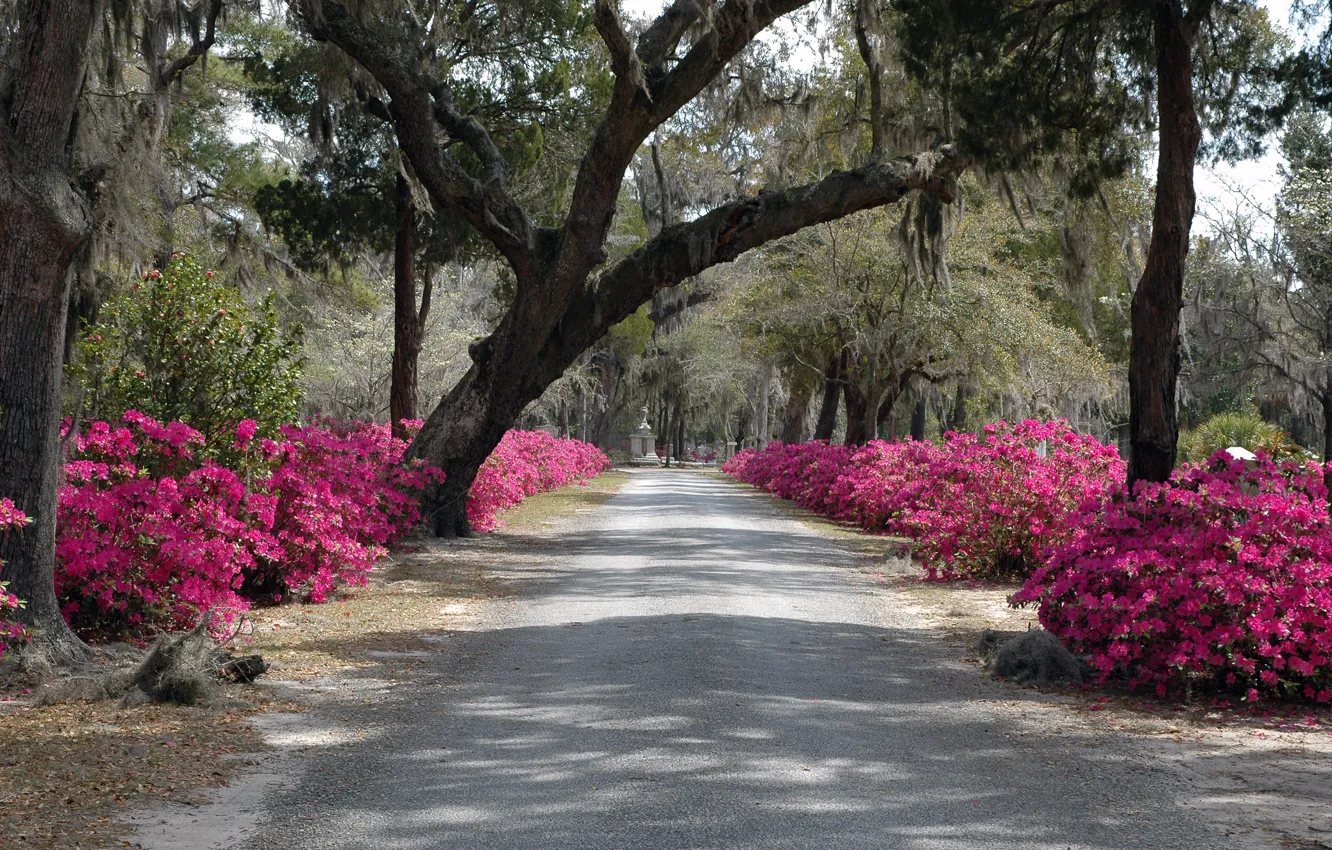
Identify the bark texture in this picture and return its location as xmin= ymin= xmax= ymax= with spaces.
xmin=813 ymin=354 xmax=843 ymax=441
xmin=297 ymin=0 xmax=961 ymax=533
xmin=910 ymin=398 xmax=927 ymax=441
xmin=1127 ymin=1 xmax=1201 ymax=487
xmin=0 ymin=0 xmax=102 ymax=653
xmin=779 ymin=380 xmax=814 ymax=444
xmin=390 ymin=173 xmax=431 ymax=439
xmin=844 ymin=384 xmax=873 ymax=446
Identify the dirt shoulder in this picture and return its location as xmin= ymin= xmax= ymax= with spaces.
xmin=723 ymin=476 xmax=1332 ymax=850
xmin=0 ymin=470 xmax=631 ymax=850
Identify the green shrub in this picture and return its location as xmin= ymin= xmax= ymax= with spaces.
xmin=71 ymin=255 xmax=304 ymax=451
xmin=1178 ymin=411 xmax=1300 ymax=464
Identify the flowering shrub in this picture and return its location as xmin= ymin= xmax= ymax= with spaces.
xmin=723 ymin=421 xmax=1123 ymax=580
xmin=249 ymin=419 xmax=443 ymax=603
xmin=53 ymin=415 xmax=605 ymax=640
xmin=1014 ymin=452 xmax=1332 ymax=701
xmin=468 ymin=430 xmax=611 ymax=531
xmin=0 ymin=498 xmax=32 ymax=657
xmin=57 ymin=414 xmax=279 ymax=638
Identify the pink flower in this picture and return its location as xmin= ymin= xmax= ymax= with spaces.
xmin=234 ymin=419 xmax=259 ymax=447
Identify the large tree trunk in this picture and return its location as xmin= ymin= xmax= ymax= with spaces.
xmin=390 ymin=173 xmax=423 ymax=439
xmin=910 ymin=397 xmax=927 ymax=441
xmin=813 ymin=353 xmax=842 ymax=441
xmin=779 ymin=380 xmax=814 ymax=444
xmin=844 ymin=383 xmax=873 ymax=446
xmin=1127 ymin=1 xmax=1200 ymax=487
xmin=0 ymin=0 xmax=101 ymax=656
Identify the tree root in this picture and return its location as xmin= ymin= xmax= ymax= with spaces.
xmin=32 ymin=622 xmax=268 ymax=707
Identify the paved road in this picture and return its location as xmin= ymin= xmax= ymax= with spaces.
xmin=245 ymin=470 xmax=1222 ymax=850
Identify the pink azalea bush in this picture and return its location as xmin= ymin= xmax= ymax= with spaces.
xmin=57 ymin=413 xmax=278 ymax=638
xmin=51 ymin=414 xmax=606 ymax=640
xmin=1014 ymin=451 xmax=1332 ymax=702
xmin=246 ymin=419 xmax=444 ymax=603
xmin=0 ymin=498 xmax=32 ymax=657
xmin=724 ymin=420 xmax=1122 ymax=580
xmin=468 ymin=430 xmax=611 ymax=531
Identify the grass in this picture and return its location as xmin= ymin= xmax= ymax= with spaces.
xmin=494 ymin=469 xmax=631 ymax=533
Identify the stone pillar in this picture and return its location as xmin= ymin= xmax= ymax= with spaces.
xmin=630 ymin=407 xmax=658 ymax=464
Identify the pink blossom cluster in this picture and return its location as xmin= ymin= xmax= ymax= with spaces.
xmin=468 ymin=430 xmax=611 ymax=531
xmin=723 ymin=421 xmax=1123 ymax=581
xmin=242 ymin=419 xmax=445 ymax=604
xmin=0 ymin=498 xmax=32 ymax=657
xmin=58 ymin=415 xmax=279 ymax=637
xmin=1015 ymin=452 xmax=1332 ymax=702
xmin=51 ymin=415 xmax=607 ymax=640
xmin=55 ymin=413 xmax=442 ymax=639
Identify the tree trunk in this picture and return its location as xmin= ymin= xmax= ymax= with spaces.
xmin=558 ymin=404 xmax=571 ymax=439
xmin=1127 ymin=1 xmax=1200 ymax=487
xmin=390 ymin=173 xmax=422 ymax=439
xmin=1322 ymin=392 xmax=1332 ymax=510
xmin=754 ymin=362 xmax=772 ymax=447
xmin=779 ymin=380 xmax=814 ymax=444
xmin=910 ymin=397 xmax=927 ymax=441
xmin=587 ymin=348 xmax=623 ymax=448
xmin=950 ymin=384 xmax=968 ymax=433
xmin=844 ymin=383 xmax=873 ymax=446
xmin=814 ymin=353 xmax=842 ymax=441
xmin=675 ymin=407 xmax=685 ymax=460
xmin=0 ymin=0 xmax=102 ymax=656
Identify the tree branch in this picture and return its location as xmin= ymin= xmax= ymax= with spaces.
xmin=595 ymin=0 xmax=649 ymax=100
xmin=635 ymin=0 xmax=715 ymax=74
xmin=554 ymin=0 xmax=833 ymax=301
xmin=526 ymin=147 xmax=965 ymax=397
xmin=158 ymin=0 xmax=225 ymax=89
xmin=295 ymin=0 xmax=538 ymax=275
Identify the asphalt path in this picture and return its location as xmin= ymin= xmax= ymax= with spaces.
xmin=244 ymin=470 xmax=1223 ymax=850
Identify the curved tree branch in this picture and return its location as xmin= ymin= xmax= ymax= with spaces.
xmin=295 ymin=0 xmax=538 ymax=275
xmin=157 ymin=0 xmax=225 ymax=89
xmin=526 ymin=147 xmax=965 ymax=396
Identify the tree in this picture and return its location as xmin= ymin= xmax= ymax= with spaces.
xmin=895 ymin=0 xmax=1283 ymax=485
xmin=0 ymin=0 xmax=102 ymax=654
xmin=728 ymin=194 xmax=1111 ymax=446
xmin=1275 ymin=111 xmax=1332 ymax=477
xmin=293 ymin=0 xmax=964 ymax=534
xmin=70 ymin=255 xmax=305 ymax=450
xmin=0 ymin=0 xmax=230 ymax=651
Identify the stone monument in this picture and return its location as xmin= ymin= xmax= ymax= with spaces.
xmin=629 ymin=407 xmax=661 ymax=466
